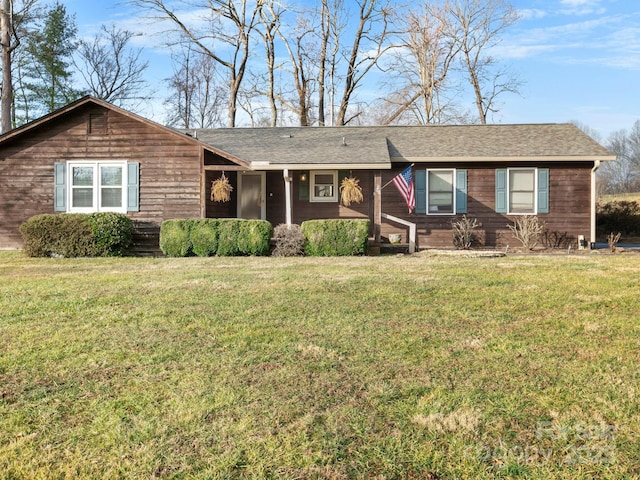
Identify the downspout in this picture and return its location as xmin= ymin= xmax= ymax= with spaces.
xmin=284 ymin=169 xmax=292 ymax=226
xmin=590 ymin=160 xmax=600 ymax=247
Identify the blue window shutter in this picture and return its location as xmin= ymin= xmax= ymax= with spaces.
xmin=415 ymin=169 xmax=426 ymax=214
xmin=455 ymin=169 xmax=467 ymax=214
xmin=537 ymin=168 xmax=549 ymax=213
xmin=127 ymin=162 xmax=140 ymax=212
xmin=54 ymin=162 xmax=66 ymax=212
xmin=495 ymin=168 xmax=507 ymax=213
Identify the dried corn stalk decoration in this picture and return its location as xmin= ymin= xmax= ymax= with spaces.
xmin=211 ymin=173 xmax=233 ymax=202
xmin=340 ymin=176 xmax=364 ymax=207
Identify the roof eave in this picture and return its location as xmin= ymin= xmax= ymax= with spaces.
xmin=392 ymin=155 xmax=617 ymax=163
xmin=252 ymin=162 xmax=392 ymax=170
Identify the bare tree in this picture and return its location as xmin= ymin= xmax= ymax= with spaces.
xmin=164 ymin=44 xmax=226 ymax=129
xmin=129 ymin=0 xmax=259 ymax=127
xmin=74 ymin=24 xmax=149 ymax=107
xmin=446 ymin=0 xmax=520 ymax=124
xmin=381 ymin=2 xmax=459 ymax=125
xmin=600 ymin=121 xmax=640 ymax=194
xmin=0 ymin=0 xmax=38 ymax=132
xmin=276 ymin=12 xmax=317 ymax=126
xmin=335 ymin=0 xmax=392 ymax=126
xmin=256 ymin=0 xmax=283 ymax=127
xmin=317 ymin=0 xmax=344 ymax=126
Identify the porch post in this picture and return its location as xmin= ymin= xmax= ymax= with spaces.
xmin=590 ymin=160 xmax=600 ymax=246
xmin=284 ymin=169 xmax=292 ymax=226
xmin=374 ymin=170 xmax=381 ymax=243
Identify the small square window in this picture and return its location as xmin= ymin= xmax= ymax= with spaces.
xmin=310 ymin=171 xmax=338 ymax=202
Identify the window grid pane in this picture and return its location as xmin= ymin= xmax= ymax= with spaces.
xmin=72 ymin=167 xmax=94 ymax=186
xmin=101 ymin=166 xmax=123 ymax=186
xmin=314 ymin=185 xmax=334 ymax=198
xmin=101 ymin=187 xmax=123 ymax=208
xmin=72 ymin=188 xmax=93 ymax=208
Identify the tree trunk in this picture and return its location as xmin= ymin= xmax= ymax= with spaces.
xmin=317 ymin=0 xmax=329 ymax=126
xmin=1 ymin=0 xmax=13 ymax=133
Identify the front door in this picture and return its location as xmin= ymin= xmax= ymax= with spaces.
xmin=238 ymin=172 xmax=266 ymax=219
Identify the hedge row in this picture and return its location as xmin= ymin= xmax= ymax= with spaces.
xmin=159 ymin=219 xmax=273 ymax=257
xmin=597 ymin=200 xmax=640 ymax=237
xmin=19 ymin=213 xmax=133 ymax=257
xmin=159 ymin=218 xmax=370 ymax=257
xmin=301 ymin=219 xmax=369 ymax=256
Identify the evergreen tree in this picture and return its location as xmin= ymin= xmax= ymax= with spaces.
xmin=23 ymin=1 xmax=82 ymax=117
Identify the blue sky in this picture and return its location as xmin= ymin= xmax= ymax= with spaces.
xmin=62 ymin=0 xmax=639 ymax=140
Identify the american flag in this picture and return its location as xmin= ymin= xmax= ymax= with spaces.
xmin=392 ymin=166 xmax=415 ymax=213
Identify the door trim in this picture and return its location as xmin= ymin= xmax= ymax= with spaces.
xmin=237 ymin=171 xmax=266 ymax=220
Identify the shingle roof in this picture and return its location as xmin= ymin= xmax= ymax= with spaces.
xmin=189 ymin=127 xmax=391 ymax=168
xmin=187 ymin=123 xmax=614 ymax=169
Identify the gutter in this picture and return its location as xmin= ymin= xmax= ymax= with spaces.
xmin=591 ymin=160 xmax=601 ymax=246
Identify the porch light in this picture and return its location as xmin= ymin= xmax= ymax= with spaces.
xmin=300 ymin=173 xmax=307 ymax=182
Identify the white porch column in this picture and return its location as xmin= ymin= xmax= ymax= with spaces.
xmin=284 ymin=169 xmax=292 ymax=226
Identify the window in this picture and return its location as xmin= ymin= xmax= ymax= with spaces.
xmin=415 ymin=169 xmax=467 ymax=215
xmin=427 ymin=169 xmax=455 ymax=214
xmin=509 ymin=168 xmax=535 ymax=214
xmin=310 ymin=170 xmax=338 ymax=202
xmin=68 ymin=161 xmax=127 ymax=213
xmin=495 ymin=168 xmax=549 ymax=215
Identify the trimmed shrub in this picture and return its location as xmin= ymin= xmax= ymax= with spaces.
xmin=596 ymin=201 xmax=640 ymax=237
xmin=159 ymin=218 xmax=273 ymax=256
xmin=86 ymin=212 xmax=133 ymax=256
xmin=301 ymin=219 xmax=369 ymax=256
xmin=272 ymin=224 xmax=305 ymax=257
xmin=19 ymin=213 xmax=132 ymax=257
xmin=159 ymin=219 xmax=192 ymax=257
xmin=191 ymin=219 xmax=219 ymax=257
xmin=19 ymin=214 xmax=61 ymax=257
xmin=238 ymin=219 xmax=272 ymax=256
xmin=216 ymin=219 xmax=241 ymax=256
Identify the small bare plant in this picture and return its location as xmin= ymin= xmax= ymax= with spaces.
xmin=272 ymin=223 xmax=305 ymax=257
xmin=507 ymin=215 xmax=545 ymax=251
xmin=607 ymin=232 xmax=622 ymax=253
xmin=542 ymin=230 xmax=573 ymax=249
xmin=451 ymin=215 xmax=479 ymax=250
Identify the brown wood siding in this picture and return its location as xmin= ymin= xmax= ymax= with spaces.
xmin=0 ymin=104 xmax=202 ymax=252
xmin=205 ymin=170 xmax=238 ymax=219
xmin=379 ymin=163 xmax=594 ymax=248
xmin=289 ymin=170 xmax=371 ymax=226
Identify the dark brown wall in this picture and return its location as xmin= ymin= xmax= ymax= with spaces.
xmin=208 ymin=164 xmax=593 ymax=249
xmin=0 ymin=104 xmax=202 ymax=251
xmin=379 ymin=162 xmax=593 ymax=249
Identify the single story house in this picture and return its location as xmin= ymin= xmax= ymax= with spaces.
xmin=0 ymin=96 xmax=615 ymax=253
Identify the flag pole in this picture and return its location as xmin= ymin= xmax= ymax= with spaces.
xmin=381 ymin=163 xmax=415 ymax=190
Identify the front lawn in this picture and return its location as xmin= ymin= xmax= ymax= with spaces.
xmin=1 ymin=251 xmax=639 ymax=478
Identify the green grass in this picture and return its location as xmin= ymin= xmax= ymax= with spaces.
xmin=1 ymin=251 xmax=640 ymax=478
